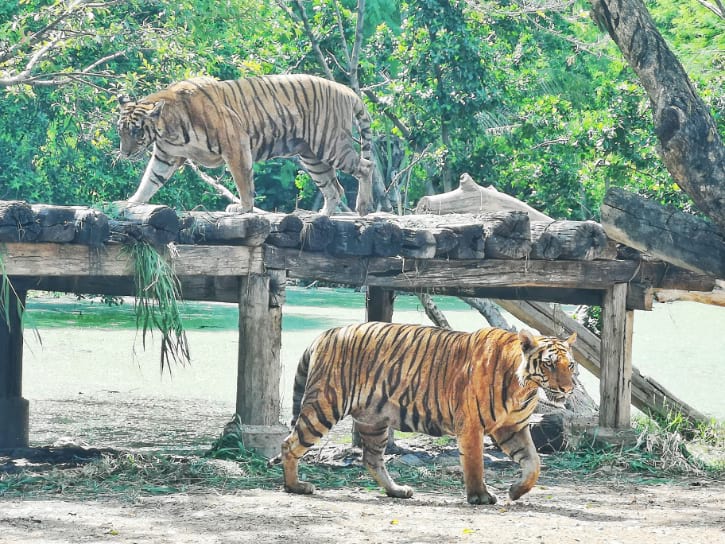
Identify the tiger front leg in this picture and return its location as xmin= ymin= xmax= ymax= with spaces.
xmin=457 ymin=426 xmax=497 ymax=505
xmin=224 ymin=145 xmax=255 ymax=213
xmin=357 ymin=422 xmax=413 ymax=499
xmin=492 ymin=426 xmax=540 ymax=501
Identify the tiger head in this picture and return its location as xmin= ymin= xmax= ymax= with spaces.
xmin=117 ymin=96 xmax=165 ymax=158
xmin=517 ymin=329 xmax=577 ymax=407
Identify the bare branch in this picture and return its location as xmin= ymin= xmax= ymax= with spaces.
xmin=186 ymin=161 xmax=240 ymax=204
xmin=695 ymin=0 xmax=724 ymax=18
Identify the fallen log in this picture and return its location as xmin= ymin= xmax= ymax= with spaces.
xmin=495 ymin=299 xmax=708 ymax=426
xmin=0 ymin=201 xmax=40 ymax=242
xmin=601 ymin=187 xmax=725 ymax=278
xmin=416 ymin=173 xmax=552 ymax=220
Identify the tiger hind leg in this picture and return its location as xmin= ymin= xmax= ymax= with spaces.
xmin=281 ymin=404 xmax=336 ymax=495
xmin=492 ymin=426 xmax=540 ymax=501
xmin=356 ymin=422 xmax=413 ymax=498
xmin=298 ymin=156 xmax=344 ymax=216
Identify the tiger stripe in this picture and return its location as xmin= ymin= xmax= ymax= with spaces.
xmin=280 ymin=321 xmax=577 ymax=504
xmin=117 ymin=74 xmax=374 ymax=215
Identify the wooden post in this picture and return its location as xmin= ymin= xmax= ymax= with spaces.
xmin=236 ymin=270 xmax=288 ymax=457
xmin=358 ymin=286 xmax=396 ymax=449
xmin=366 ymin=286 xmax=395 ymax=322
xmin=0 ymin=288 xmax=29 ymax=449
xmin=599 ymin=283 xmax=633 ymax=429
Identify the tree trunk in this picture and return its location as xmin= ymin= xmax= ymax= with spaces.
xmin=590 ymin=0 xmax=725 ymax=233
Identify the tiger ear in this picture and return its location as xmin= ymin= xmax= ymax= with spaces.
xmin=565 ymin=332 xmax=577 ymax=345
xmin=518 ymin=329 xmax=538 ymax=353
xmin=118 ymin=95 xmax=132 ymax=107
xmin=149 ymin=100 xmax=165 ymax=119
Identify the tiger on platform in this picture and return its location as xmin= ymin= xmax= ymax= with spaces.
xmin=117 ymin=74 xmax=374 ymax=216
xmin=279 ymin=322 xmax=577 ymax=504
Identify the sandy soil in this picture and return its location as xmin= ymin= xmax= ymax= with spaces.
xmin=1 ymin=394 xmax=724 ymax=544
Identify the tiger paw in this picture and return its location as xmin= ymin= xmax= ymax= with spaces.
xmin=466 ymin=491 xmax=497 ymax=505
xmin=284 ymin=481 xmax=315 ymax=495
xmin=225 ymin=203 xmax=253 ymax=214
xmin=385 ymin=485 xmax=414 ymax=499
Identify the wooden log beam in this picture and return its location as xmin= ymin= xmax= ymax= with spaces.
xmin=179 ymin=211 xmax=270 ymax=246
xmin=1 ymin=243 xmax=264 ymax=277
xmin=0 ymin=201 xmax=40 ymax=242
xmin=264 ymin=246 xmax=643 ymax=289
xmin=530 ymin=220 xmax=609 ymax=261
xmin=601 ymin=187 xmax=725 ymax=278
xmin=114 ymin=203 xmax=180 ymax=246
xmin=495 ymin=299 xmax=708 ymax=426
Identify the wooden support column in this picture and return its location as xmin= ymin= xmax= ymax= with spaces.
xmin=359 ymin=286 xmax=396 ymax=449
xmin=366 ymin=286 xmax=395 ymax=322
xmin=599 ymin=283 xmax=633 ymax=429
xmin=0 ymin=288 xmax=29 ymax=449
xmin=236 ymin=270 xmax=288 ymax=457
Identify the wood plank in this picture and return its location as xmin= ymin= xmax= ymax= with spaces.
xmin=264 ymin=246 xmax=641 ymax=289
xmin=600 ymin=284 xmax=632 ymax=428
xmin=1 ymin=243 xmax=264 ymax=277
xmin=601 ymin=187 xmax=725 ymax=278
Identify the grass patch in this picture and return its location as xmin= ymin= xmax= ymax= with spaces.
xmin=547 ymin=414 xmax=725 ymax=480
xmin=125 ymin=241 xmax=190 ymax=371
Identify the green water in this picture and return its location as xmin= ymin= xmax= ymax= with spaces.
xmin=21 ymin=288 xmax=725 ymax=421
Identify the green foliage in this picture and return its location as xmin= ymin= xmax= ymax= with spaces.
xmin=1 ymin=0 xmax=722 ymax=216
xmin=125 ymin=241 xmax=189 ymax=371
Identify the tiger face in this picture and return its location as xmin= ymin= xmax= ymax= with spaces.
xmin=517 ymin=329 xmax=577 ymax=407
xmin=117 ymin=97 xmax=163 ymax=159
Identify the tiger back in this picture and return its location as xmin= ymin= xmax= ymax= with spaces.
xmin=117 ymin=74 xmax=374 ymax=216
xmin=280 ymin=321 xmax=577 ymax=504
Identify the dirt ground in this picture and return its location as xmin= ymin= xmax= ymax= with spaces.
xmin=1 ymin=394 xmax=724 ymax=544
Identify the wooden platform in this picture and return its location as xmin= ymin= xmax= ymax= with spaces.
xmin=0 ymin=200 xmax=716 ymax=453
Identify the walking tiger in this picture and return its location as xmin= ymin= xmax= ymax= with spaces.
xmin=117 ymin=74 xmax=374 ymax=215
xmin=279 ymin=322 xmax=577 ymax=504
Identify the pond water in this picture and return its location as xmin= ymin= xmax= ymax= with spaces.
xmin=21 ymin=287 xmax=725 ymax=421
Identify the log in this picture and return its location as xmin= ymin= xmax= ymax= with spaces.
xmin=530 ymin=220 xmax=609 ymax=261
xmin=399 ymin=228 xmax=437 ymax=259
xmin=265 ymin=213 xmax=303 ymax=249
xmin=32 ymin=204 xmax=77 ymax=243
xmin=590 ymin=0 xmax=725 ymax=234
xmin=297 ymin=212 xmax=335 ymax=252
xmin=477 ymin=211 xmax=530 ymax=259
xmin=72 ymin=207 xmax=109 ymax=246
xmin=494 ymin=299 xmax=709 ymax=426
xmin=0 ymin=201 xmax=39 ymax=242
xmin=600 ymin=284 xmax=632 ymax=428
xmin=416 ymin=173 xmax=552 ymax=221
xmin=601 ymin=187 xmax=725 ymax=279
xmin=179 ymin=211 xmax=270 ymax=246
xmin=113 ymin=203 xmax=180 ymax=246
xmin=328 ymin=218 xmax=374 ymax=256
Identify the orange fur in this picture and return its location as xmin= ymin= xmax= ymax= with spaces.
xmin=281 ymin=322 xmax=577 ymax=504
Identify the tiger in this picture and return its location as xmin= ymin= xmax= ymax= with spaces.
xmin=117 ymin=74 xmax=374 ymax=216
xmin=279 ymin=322 xmax=577 ymax=504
